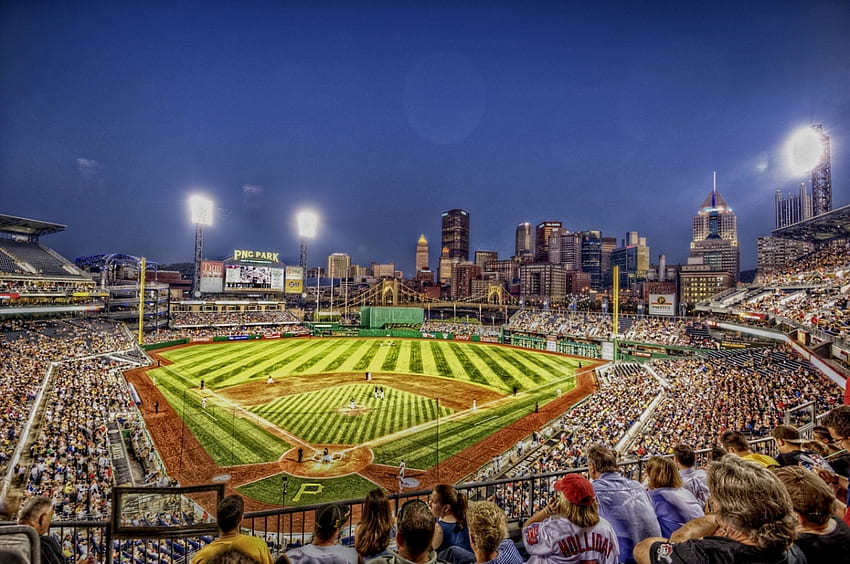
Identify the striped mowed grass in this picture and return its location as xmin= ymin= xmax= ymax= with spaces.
xmin=154 ymin=338 xmax=579 ymax=467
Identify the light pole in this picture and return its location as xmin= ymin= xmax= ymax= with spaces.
xmin=188 ymin=195 xmax=214 ymax=299
xmin=297 ymin=210 xmax=318 ymax=315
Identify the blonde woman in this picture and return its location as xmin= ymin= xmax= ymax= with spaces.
xmin=644 ymin=456 xmax=704 ymax=537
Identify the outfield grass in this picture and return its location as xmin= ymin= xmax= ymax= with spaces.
xmin=151 ymin=338 xmax=581 ymax=504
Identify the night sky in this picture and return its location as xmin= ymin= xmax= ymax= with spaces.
xmin=2 ymin=1 xmax=849 ymax=275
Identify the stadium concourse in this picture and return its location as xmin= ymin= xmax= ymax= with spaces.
xmin=0 ymin=243 xmax=847 ymax=562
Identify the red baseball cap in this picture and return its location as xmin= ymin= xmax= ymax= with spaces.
xmin=553 ymin=474 xmax=596 ymax=506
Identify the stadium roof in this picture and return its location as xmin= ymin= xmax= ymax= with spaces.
xmin=0 ymin=214 xmax=66 ymax=237
xmin=772 ymin=203 xmax=850 ymax=242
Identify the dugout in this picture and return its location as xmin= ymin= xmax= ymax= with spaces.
xmin=360 ymin=306 xmax=424 ymax=329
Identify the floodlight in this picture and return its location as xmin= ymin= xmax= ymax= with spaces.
xmin=784 ymin=126 xmax=825 ymax=176
xmin=297 ymin=210 xmax=319 ymax=238
xmin=189 ymin=195 xmax=214 ymax=226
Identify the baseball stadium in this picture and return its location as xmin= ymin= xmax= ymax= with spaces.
xmin=1 ymin=205 xmax=849 ymax=562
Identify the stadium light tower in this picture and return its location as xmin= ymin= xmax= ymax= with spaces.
xmin=297 ymin=210 xmax=319 ymax=270
xmin=784 ymin=124 xmax=832 ymax=216
xmin=188 ymin=194 xmax=214 ymax=298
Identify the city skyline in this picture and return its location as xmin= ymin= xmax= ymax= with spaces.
xmin=1 ymin=2 xmax=848 ymax=275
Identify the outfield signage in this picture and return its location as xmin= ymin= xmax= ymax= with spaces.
xmin=285 ymin=266 xmax=304 ymax=294
xmin=200 ymin=261 xmax=224 ymax=293
xmin=648 ymin=293 xmax=676 ymax=316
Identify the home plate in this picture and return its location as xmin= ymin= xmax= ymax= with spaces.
xmin=401 ymin=478 xmax=420 ymax=488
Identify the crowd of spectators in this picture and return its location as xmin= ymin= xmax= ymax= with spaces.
xmin=0 ymin=320 xmax=134 ymax=475
xmin=420 ymin=320 xmax=501 ymax=337
xmin=628 ymin=347 xmax=843 ymax=457
xmin=508 ymin=311 xmax=716 ymax=349
xmin=757 ymin=242 xmax=849 ymax=285
xmin=145 ymin=323 xmax=312 ymax=344
xmin=704 ymin=242 xmax=850 ymax=344
xmin=21 ymin=356 xmax=138 ymax=520
xmin=171 ymin=310 xmax=301 ymax=327
xmin=499 ymin=347 xmax=842 ymax=482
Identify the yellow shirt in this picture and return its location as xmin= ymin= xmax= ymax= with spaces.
xmin=742 ymin=452 xmax=779 ymax=468
xmin=191 ymin=533 xmax=274 ymax=564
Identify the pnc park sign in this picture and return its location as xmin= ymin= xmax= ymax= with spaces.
xmin=233 ymin=249 xmax=280 ymax=263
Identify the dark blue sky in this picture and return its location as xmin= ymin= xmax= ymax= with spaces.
xmin=2 ymin=1 xmax=849 ymax=274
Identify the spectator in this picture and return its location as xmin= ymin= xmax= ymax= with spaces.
xmin=355 ymin=489 xmax=394 ymax=562
xmin=467 ymin=501 xmax=523 ymax=564
xmin=719 ymin=431 xmax=779 ymax=468
xmin=634 ymin=456 xmax=803 ymax=564
xmin=285 ymin=503 xmax=357 ymax=564
xmin=430 ymin=485 xmax=474 ymax=564
xmin=192 ymin=495 xmax=273 ymax=564
xmin=671 ymin=444 xmax=709 ymax=508
xmin=370 ymin=499 xmax=449 ymax=564
xmin=522 ymin=473 xmax=618 ymax=564
xmin=770 ymin=424 xmax=827 ymax=469
xmin=818 ymin=405 xmax=850 ymax=527
xmin=643 ymin=457 xmax=704 ymax=538
xmin=17 ymin=496 xmax=66 ymax=564
xmin=773 ymin=465 xmax=850 ymax=563
xmin=586 ymin=445 xmax=660 ymax=564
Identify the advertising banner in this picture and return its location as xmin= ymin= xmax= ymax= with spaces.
xmin=285 ymin=266 xmax=304 ymax=294
xmin=648 ymin=293 xmax=676 ymax=316
xmin=200 ymin=261 xmax=224 ymax=293
xmin=270 ymin=267 xmax=284 ymax=291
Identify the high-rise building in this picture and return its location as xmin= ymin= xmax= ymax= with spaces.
xmin=689 ymin=182 xmax=739 ymax=282
xmin=475 ymin=250 xmax=498 ymax=270
xmin=775 ymin=183 xmax=812 ymax=228
xmin=415 ymin=234 xmax=429 ymax=273
xmin=580 ymin=230 xmax=603 ymax=290
xmin=450 ymin=262 xmax=481 ymax=299
xmin=441 ymin=209 xmax=470 ymax=261
xmin=515 ymin=222 xmax=533 ymax=258
xmin=438 ymin=247 xmax=453 ymax=284
xmin=535 ymin=221 xmax=562 ymax=262
xmin=811 ymin=124 xmax=832 ymax=216
xmin=611 ymin=232 xmax=650 ymax=289
xmin=327 ymin=252 xmax=350 ymax=279
xmin=519 ymin=263 xmax=568 ymax=303
xmin=756 ymin=236 xmax=814 ymax=278
xmin=600 ymin=236 xmax=617 ymax=288
xmin=556 ymin=231 xmax=582 ymax=270
xmin=680 ymin=258 xmax=734 ymax=305
xmin=371 ymin=263 xmax=396 ymax=279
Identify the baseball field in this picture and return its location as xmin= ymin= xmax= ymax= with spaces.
xmin=130 ymin=337 xmax=595 ymax=509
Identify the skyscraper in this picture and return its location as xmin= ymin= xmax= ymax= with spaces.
xmin=775 ymin=183 xmax=812 ymax=228
xmin=415 ymin=234 xmax=429 ymax=273
xmin=327 ymin=252 xmax=351 ymax=279
xmin=515 ymin=222 xmax=533 ymax=258
xmin=580 ymin=230 xmax=603 ymax=290
xmin=535 ymin=221 xmax=562 ymax=262
xmin=441 ymin=209 xmax=470 ymax=261
xmin=689 ymin=179 xmax=739 ymax=282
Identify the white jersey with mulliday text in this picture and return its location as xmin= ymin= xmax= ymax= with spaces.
xmin=523 ymin=515 xmax=619 ymax=564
